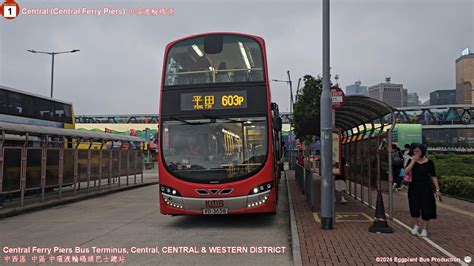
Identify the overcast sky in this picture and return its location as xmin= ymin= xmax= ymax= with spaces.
xmin=1 ymin=0 xmax=473 ymax=114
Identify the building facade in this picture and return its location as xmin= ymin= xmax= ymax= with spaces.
xmin=429 ymin=89 xmax=456 ymax=105
xmin=346 ymin=81 xmax=368 ymax=96
xmin=455 ymin=53 xmax=474 ymax=104
xmin=407 ymin=92 xmax=419 ymax=106
xmin=368 ymin=79 xmax=406 ymax=107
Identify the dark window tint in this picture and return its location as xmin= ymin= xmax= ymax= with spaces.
xmin=0 ymin=90 xmax=7 ymax=113
xmin=8 ymin=92 xmax=24 ymax=116
xmin=53 ymin=103 xmax=66 ymax=122
xmin=34 ymin=98 xmax=53 ymax=120
xmin=53 ymin=103 xmax=73 ymax=123
xmin=20 ymin=95 xmax=34 ymax=117
xmin=63 ymin=104 xmax=73 ymax=124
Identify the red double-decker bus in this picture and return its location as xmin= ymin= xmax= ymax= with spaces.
xmin=158 ymin=33 xmax=283 ymax=215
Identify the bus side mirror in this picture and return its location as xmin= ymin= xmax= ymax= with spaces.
xmin=274 ymin=117 xmax=282 ymax=132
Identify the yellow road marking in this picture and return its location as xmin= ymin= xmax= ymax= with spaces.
xmin=313 ymin=212 xmax=374 ymax=223
xmin=437 ymin=202 xmax=474 ymax=218
xmin=313 ymin=212 xmax=321 ymax=222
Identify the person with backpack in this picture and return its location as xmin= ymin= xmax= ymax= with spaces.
xmin=391 ymin=143 xmax=404 ymax=191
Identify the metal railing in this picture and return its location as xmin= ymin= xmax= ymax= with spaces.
xmin=344 ymin=133 xmax=393 ymax=218
xmin=293 ymin=132 xmax=394 ymax=218
xmin=295 ymin=163 xmax=318 ymax=211
xmin=0 ymin=122 xmax=144 ymax=208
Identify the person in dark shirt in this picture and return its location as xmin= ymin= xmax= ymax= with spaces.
xmin=391 ymin=144 xmax=404 ymax=191
xmin=405 ymin=143 xmax=441 ymax=238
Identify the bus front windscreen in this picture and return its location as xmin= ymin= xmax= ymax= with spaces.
xmin=161 ymin=116 xmax=267 ymax=183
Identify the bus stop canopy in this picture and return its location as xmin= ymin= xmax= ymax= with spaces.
xmin=335 ymin=95 xmax=393 ymax=132
xmin=0 ymin=121 xmax=143 ymax=142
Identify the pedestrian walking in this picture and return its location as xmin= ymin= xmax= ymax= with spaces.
xmin=400 ymin=143 xmax=412 ymax=189
xmin=403 ymin=144 xmax=411 ymax=167
xmin=335 ymin=157 xmax=348 ymax=203
xmin=391 ymin=144 xmax=404 ymax=191
xmin=405 ymin=143 xmax=441 ymax=238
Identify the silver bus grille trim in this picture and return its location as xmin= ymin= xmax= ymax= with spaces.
xmin=162 ymin=190 xmax=271 ymax=211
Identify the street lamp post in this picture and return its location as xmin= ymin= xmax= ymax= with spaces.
xmin=273 ymin=70 xmax=295 ymax=169
xmin=320 ymin=0 xmax=334 ymax=229
xmin=27 ymin=49 xmax=80 ymax=98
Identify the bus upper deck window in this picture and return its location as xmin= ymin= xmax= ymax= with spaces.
xmin=204 ymin=35 xmax=223 ymax=54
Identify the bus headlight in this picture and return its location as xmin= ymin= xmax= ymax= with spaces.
xmin=249 ymin=182 xmax=272 ymax=195
xmin=160 ymin=184 xmax=181 ymax=196
xmin=247 ymin=182 xmax=272 ymax=208
xmin=160 ymin=185 xmax=183 ymax=209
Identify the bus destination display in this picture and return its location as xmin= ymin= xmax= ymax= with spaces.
xmin=180 ymin=91 xmax=247 ymax=111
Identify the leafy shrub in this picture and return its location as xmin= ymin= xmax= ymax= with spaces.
xmin=429 ymin=153 xmax=474 ymax=178
xmin=439 ymin=176 xmax=474 ymax=201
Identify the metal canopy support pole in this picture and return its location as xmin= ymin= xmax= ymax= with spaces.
xmin=134 ymin=150 xmax=137 ymax=184
xmin=376 ymin=135 xmax=382 ymax=192
xmin=357 ymin=126 xmax=362 ymax=203
xmin=344 ymin=137 xmax=351 ymax=198
xmin=118 ymin=144 xmax=122 ymax=187
xmin=360 ymin=129 xmax=365 ymax=204
xmin=0 ymin=132 xmax=4 ymax=197
xmin=368 ymin=135 xmax=373 ymax=208
xmin=58 ymin=137 xmax=64 ymax=199
xmin=353 ymin=127 xmax=358 ymax=201
xmin=350 ymin=128 xmax=356 ymax=197
xmin=73 ymin=140 xmax=79 ymax=196
xmin=20 ymin=134 xmax=29 ymax=207
xmin=108 ymin=148 xmax=113 ymax=189
xmin=98 ymin=141 xmax=104 ymax=190
xmin=126 ymin=147 xmax=130 ymax=186
xmin=141 ymin=146 xmax=144 ymax=183
xmin=368 ymin=120 xmax=375 ymax=207
xmin=40 ymin=136 xmax=48 ymax=203
xmin=87 ymin=141 xmax=92 ymax=192
xmin=320 ymin=0 xmax=333 ymax=230
xmin=387 ymin=120 xmax=393 ymax=219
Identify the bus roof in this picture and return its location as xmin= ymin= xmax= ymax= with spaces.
xmin=0 ymin=85 xmax=73 ymax=106
xmin=165 ymin=32 xmax=264 ymax=50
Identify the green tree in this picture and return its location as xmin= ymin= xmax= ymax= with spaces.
xmin=292 ymin=75 xmax=323 ymax=140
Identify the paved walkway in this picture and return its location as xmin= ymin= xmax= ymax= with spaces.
xmin=287 ymin=170 xmax=468 ymax=265
xmin=0 ymin=169 xmax=158 ymax=217
xmin=346 ymin=180 xmax=474 ymax=261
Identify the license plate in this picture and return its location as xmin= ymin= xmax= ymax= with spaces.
xmin=202 ymin=208 xmax=228 ymax=215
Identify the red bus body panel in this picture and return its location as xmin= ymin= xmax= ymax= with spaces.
xmin=158 ymin=32 xmax=277 ymax=215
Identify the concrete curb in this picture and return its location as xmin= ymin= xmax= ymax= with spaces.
xmin=286 ymin=171 xmax=303 ymax=266
xmin=0 ymin=181 xmax=158 ymax=219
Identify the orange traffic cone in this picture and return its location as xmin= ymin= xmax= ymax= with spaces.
xmin=369 ymin=190 xmax=393 ymax=233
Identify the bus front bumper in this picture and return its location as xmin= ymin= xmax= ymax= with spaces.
xmin=160 ymin=190 xmax=274 ymax=215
